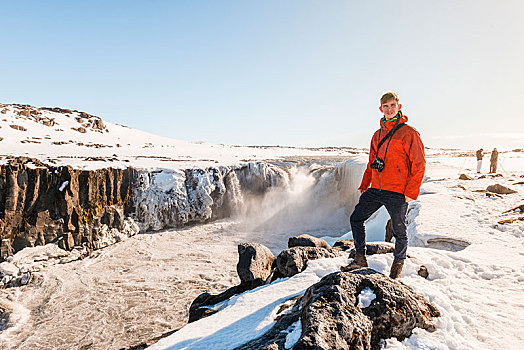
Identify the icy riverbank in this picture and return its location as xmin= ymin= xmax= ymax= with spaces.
xmin=145 ymin=153 xmax=524 ymax=349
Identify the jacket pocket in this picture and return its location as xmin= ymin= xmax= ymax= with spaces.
xmin=397 ymin=164 xmax=402 ymax=180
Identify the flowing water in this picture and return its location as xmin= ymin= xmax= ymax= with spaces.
xmin=0 ymin=161 xmax=364 ymax=349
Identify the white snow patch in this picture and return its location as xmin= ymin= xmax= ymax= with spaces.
xmin=58 ymin=180 xmax=69 ymax=191
xmin=284 ymin=320 xmax=302 ymax=349
xmin=357 ymin=287 xmax=376 ymax=308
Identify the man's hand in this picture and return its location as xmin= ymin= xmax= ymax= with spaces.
xmin=405 ymin=196 xmax=415 ymax=202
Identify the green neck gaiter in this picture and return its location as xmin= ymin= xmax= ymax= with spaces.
xmin=382 ymin=111 xmax=402 ymax=123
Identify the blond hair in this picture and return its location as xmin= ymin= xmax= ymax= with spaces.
xmin=380 ymin=92 xmax=399 ymax=105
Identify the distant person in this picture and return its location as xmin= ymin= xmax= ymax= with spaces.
xmin=342 ymin=92 xmax=425 ymax=279
xmin=490 ymin=148 xmax=499 ymax=173
xmin=476 ymin=148 xmax=484 ymax=173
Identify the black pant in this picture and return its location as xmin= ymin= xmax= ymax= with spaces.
xmin=350 ymin=188 xmax=408 ymax=263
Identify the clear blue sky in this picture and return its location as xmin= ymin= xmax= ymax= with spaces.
xmin=1 ymin=1 xmax=523 ymax=149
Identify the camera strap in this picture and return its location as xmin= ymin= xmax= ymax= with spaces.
xmin=376 ymin=122 xmax=405 ymax=154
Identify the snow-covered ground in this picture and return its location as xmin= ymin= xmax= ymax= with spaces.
xmin=1 ymin=103 xmax=523 ymax=349
xmin=0 ymin=104 xmax=362 ymax=170
xmin=147 ymin=153 xmax=524 ymax=350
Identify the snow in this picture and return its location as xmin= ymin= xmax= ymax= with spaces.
xmin=358 ymin=287 xmax=377 ymax=309
xmin=147 ymin=152 xmax=524 ymax=349
xmin=58 ymin=181 xmax=69 ymax=191
xmin=1 ymin=103 xmax=524 ymax=349
xmin=284 ymin=321 xmax=302 ymax=349
xmin=0 ymin=104 xmax=362 ymax=171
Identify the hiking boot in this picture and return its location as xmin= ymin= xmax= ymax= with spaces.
xmin=389 ymin=262 xmax=404 ymax=279
xmin=341 ymin=253 xmax=368 ymax=272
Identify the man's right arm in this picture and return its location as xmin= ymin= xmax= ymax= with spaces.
xmin=358 ymin=134 xmax=376 ymax=193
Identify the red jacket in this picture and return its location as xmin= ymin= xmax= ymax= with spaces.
xmin=358 ymin=114 xmax=426 ymax=200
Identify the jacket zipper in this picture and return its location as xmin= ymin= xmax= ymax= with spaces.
xmin=397 ymin=164 xmax=402 ymax=180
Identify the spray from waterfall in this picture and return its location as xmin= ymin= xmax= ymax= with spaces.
xmin=234 ymin=159 xmax=366 ymax=251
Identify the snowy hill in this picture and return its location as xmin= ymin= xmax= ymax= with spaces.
xmin=0 ymin=103 xmax=362 ymax=170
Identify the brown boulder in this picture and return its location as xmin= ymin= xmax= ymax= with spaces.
xmin=486 ymin=184 xmax=517 ymax=194
xmin=332 ymin=239 xmax=355 ymax=251
xmin=288 ymin=234 xmax=331 ymax=249
xmin=276 ymin=247 xmax=337 ymax=277
xmin=459 ymin=174 xmax=474 ymax=180
xmin=236 ymin=243 xmax=276 ymax=284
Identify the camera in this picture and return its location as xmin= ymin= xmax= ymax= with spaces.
xmin=370 ymin=157 xmax=385 ymax=172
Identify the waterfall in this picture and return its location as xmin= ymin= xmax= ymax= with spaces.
xmin=236 ymin=158 xmax=366 ymax=251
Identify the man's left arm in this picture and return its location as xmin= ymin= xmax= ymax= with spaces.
xmin=404 ymin=130 xmax=426 ymax=201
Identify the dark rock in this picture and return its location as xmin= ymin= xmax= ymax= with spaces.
xmin=365 ymin=242 xmax=395 ymax=255
xmin=276 ymin=247 xmax=337 ymax=278
xmin=236 ymin=269 xmax=439 ymax=350
xmin=0 ymin=157 xmax=136 ymax=261
xmin=459 ymin=174 xmax=474 ymax=180
xmin=189 ymin=279 xmax=265 ymax=323
xmin=418 ymin=266 xmax=429 ymax=279
xmin=236 ymin=243 xmax=276 ymax=284
xmin=288 ymin=234 xmax=331 ymax=249
xmin=332 ymin=239 xmax=355 ymax=251
xmin=92 ymin=118 xmax=105 ymax=130
xmin=486 ymin=184 xmax=517 ymax=194
xmin=293 ymin=269 xmax=440 ymax=349
xmin=41 ymin=118 xmax=55 ymax=127
xmin=41 ymin=107 xmax=73 ymax=114
xmin=9 ymin=124 xmax=27 ymax=131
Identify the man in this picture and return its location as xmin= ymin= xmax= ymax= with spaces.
xmin=490 ymin=148 xmax=498 ymax=173
xmin=476 ymin=148 xmax=483 ymax=173
xmin=344 ymin=92 xmax=425 ymax=279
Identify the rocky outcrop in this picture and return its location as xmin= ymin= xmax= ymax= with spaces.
xmin=0 ymin=158 xmax=291 ymax=261
xmin=0 ymin=157 xmax=136 ymax=260
xmin=238 ymin=269 xmax=440 ymax=350
xmin=131 ymin=163 xmax=288 ymax=231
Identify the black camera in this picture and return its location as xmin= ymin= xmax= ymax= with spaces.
xmin=370 ymin=157 xmax=385 ymax=172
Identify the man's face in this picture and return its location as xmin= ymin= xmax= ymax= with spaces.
xmin=379 ymin=99 xmax=401 ymax=119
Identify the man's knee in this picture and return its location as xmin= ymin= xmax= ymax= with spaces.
xmin=349 ymin=211 xmax=361 ymax=226
xmin=390 ymin=217 xmax=407 ymax=238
